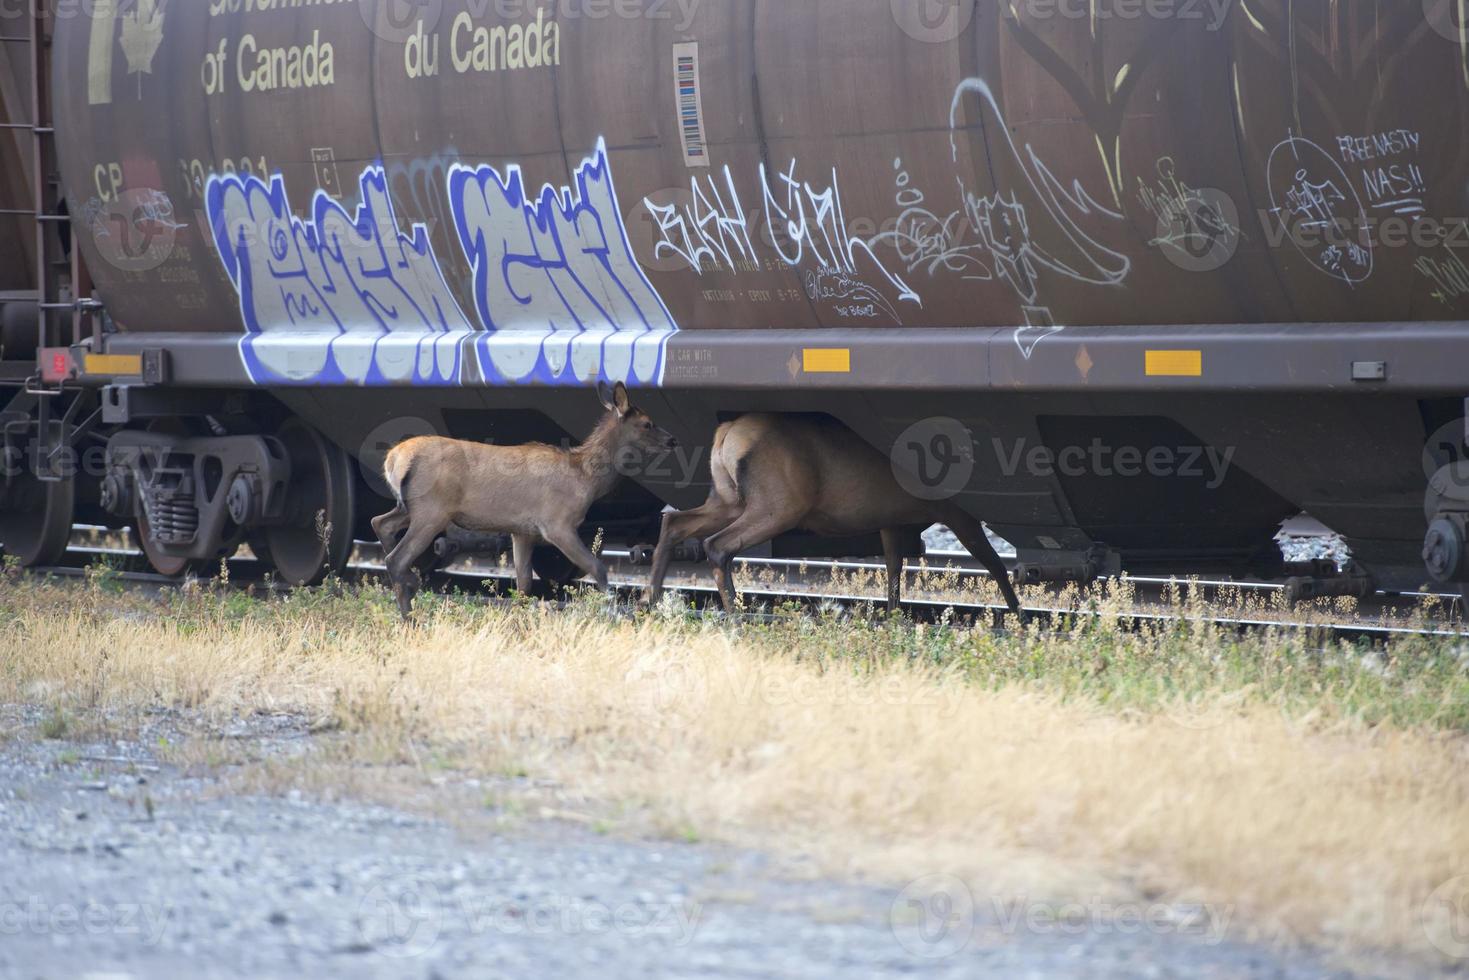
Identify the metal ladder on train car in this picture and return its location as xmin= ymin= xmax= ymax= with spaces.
xmin=0 ymin=4 xmax=99 ymax=482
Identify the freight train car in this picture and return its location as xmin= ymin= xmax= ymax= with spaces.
xmin=4 ymin=1 xmax=1469 ymax=597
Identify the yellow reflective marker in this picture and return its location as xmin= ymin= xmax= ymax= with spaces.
xmin=803 ymin=348 xmax=851 ymax=374
xmin=84 ymin=353 xmax=143 ymax=376
xmin=1145 ymin=350 xmax=1203 ymax=377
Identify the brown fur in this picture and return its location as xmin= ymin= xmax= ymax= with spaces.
xmin=373 ymin=382 xmax=676 ymax=618
xmin=646 ymin=414 xmax=1022 ymax=614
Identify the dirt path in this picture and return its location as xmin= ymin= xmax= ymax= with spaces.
xmin=0 ymin=705 xmax=1371 ymax=979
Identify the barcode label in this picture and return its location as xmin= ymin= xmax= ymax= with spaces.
xmin=673 ymin=42 xmax=709 ymax=168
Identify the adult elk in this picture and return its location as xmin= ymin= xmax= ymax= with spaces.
xmin=645 ymin=415 xmax=1022 ymax=615
xmin=374 ymin=382 xmax=677 ymax=618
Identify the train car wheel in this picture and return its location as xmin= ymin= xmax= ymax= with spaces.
xmin=531 ymin=546 xmax=578 ymax=588
xmin=0 ymin=470 xmax=74 ymax=568
xmin=264 ymin=419 xmax=356 ymax=587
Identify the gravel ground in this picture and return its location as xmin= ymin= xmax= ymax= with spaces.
xmin=0 ymin=706 xmax=1381 ymax=980
xmin=922 ymin=525 xmax=1017 ymax=558
xmin=922 ymin=522 xmax=1352 ymax=568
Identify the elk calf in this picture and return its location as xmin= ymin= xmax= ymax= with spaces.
xmin=645 ymin=414 xmax=1022 ymax=615
xmin=373 ymin=382 xmax=677 ymax=618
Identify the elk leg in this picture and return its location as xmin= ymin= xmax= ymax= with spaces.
xmin=702 ymin=506 xmax=802 ymax=613
xmin=646 ymin=500 xmax=742 ymax=605
xmin=880 ymin=528 xmax=904 ymax=613
xmin=945 ymin=513 xmax=1022 ymax=614
xmin=371 ymin=504 xmax=410 ymax=553
xmin=385 ymin=512 xmax=449 ymax=619
xmin=542 ymin=525 xmax=609 ymax=591
xmin=511 ymin=533 xmax=535 ymax=596
xmin=710 ymin=556 xmax=738 ymax=613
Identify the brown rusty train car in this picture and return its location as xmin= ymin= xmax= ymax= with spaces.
xmin=3 ymin=0 xmax=1469 ymax=595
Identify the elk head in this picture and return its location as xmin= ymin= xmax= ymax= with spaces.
xmin=597 ymin=380 xmax=679 ymax=455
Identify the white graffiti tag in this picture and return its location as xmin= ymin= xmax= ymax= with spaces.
xmin=1267 ymin=131 xmax=1374 ymax=286
xmin=868 ymin=158 xmax=995 ymax=282
xmin=868 ymin=79 xmax=1131 ymax=358
xmin=760 ymin=158 xmax=922 ymax=309
xmin=645 ymin=168 xmax=759 ymax=274
xmin=948 ymin=78 xmax=1131 ymax=357
xmin=643 ymin=160 xmax=922 ymax=321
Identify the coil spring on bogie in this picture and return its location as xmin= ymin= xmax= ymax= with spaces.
xmin=139 ymin=467 xmax=199 ymax=546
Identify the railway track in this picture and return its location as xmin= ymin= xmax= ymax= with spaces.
xmin=19 ymin=526 xmax=1469 ymax=644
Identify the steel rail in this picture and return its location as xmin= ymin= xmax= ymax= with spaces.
xmin=23 ymin=529 xmax=1469 ymax=643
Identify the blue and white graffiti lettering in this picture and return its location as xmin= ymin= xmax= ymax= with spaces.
xmin=206 ymin=165 xmax=472 ymax=385
xmin=206 ymin=142 xmax=678 ymax=387
xmin=448 ymin=139 xmax=677 ymax=386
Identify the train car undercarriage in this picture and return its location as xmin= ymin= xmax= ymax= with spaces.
xmin=2 ymin=320 xmax=1465 ymax=603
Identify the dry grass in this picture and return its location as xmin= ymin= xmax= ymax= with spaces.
xmin=2 ymin=571 xmax=1468 ymax=969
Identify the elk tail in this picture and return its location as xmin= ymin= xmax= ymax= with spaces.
xmin=383 ymin=448 xmax=415 ymax=509
xmin=708 ymin=423 xmax=744 ymax=506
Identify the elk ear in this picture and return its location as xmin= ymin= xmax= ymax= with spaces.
xmin=596 ymin=380 xmax=616 ymax=412
xmin=612 ymin=382 xmax=632 ymax=417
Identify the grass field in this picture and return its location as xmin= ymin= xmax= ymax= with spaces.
xmin=2 ymin=568 xmax=1467 ymax=971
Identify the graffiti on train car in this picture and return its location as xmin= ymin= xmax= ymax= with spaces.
xmin=1136 ymin=157 xmax=1245 ymax=271
xmin=868 ymin=77 xmax=1133 ymax=358
xmin=447 ymin=139 xmax=678 ymax=387
xmin=1334 ymin=129 xmax=1430 ymax=222
xmin=643 ymin=74 xmax=1132 ymax=355
xmin=205 ymin=140 xmax=677 ymax=387
xmin=1267 ymin=132 xmax=1375 ymax=286
xmin=206 ymin=164 xmax=472 ymax=386
xmin=1418 ymin=240 xmax=1469 ymax=306
xmin=948 ymin=78 xmax=1132 ymax=356
xmin=759 ymin=160 xmax=922 ymax=311
xmin=387 ymin=152 xmax=473 ymax=292
xmin=644 ymin=159 xmax=922 ymax=322
xmin=644 ymin=169 xmax=759 ymax=275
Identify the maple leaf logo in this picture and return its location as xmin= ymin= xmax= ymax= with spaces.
xmin=118 ymin=0 xmax=165 ymax=98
